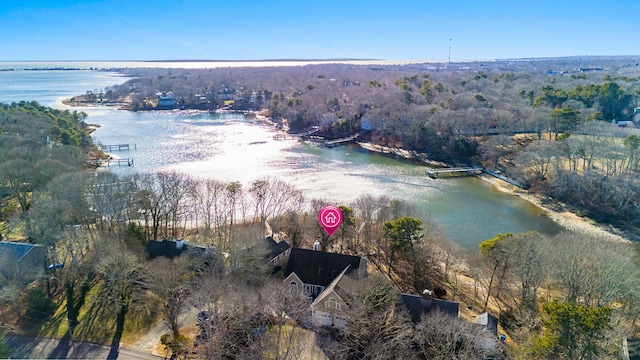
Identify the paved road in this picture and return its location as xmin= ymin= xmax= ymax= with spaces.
xmin=4 ymin=334 xmax=166 ymax=359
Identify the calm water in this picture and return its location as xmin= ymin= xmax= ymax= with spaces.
xmin=0 ymin=62 xmax=562 ymax=247
xmin=0 ymin=69 xmax=129 ymax=105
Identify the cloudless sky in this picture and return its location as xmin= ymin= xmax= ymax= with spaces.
xmin=1 ymin=0 xmax=638 ymax=61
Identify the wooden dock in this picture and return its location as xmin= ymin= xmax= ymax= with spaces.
xmin=86 ymin=158 xmax=134 ymax=167
xmin=273 ymin=133 xmax=295 ymax=140
xmin=274 ymin=126 xmax=322 ymax=141
xmin=426 ymin=167 xmax=483 ymax=179
xmin=324 ymin=133 xmax=361 ymax=148
xmin=110 ymin=158 xmax=134 ymax=167
xmin=99 ymin=144 xmax=135 ymax=151
xmin=426 ymin=166 xmax=527 ymax=188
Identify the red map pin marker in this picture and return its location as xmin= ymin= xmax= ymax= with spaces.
xmin=318 ymin=205 xmax=343 ymax=236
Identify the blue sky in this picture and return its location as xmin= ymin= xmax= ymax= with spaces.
xmin=1 ymin=0 xmax=638 ymax=61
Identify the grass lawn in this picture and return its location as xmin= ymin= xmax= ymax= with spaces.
xmin=262 ymin=324 xmax=328 ymax=360
xmin=32 ymin=283 xmax=160 ymax=345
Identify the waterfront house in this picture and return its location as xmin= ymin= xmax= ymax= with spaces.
xmin=216 ymin=89 xmax=235 ymax=101
xmin=309 ymin=266 xmax=357 ymax=327
xmin=264 ymin=236 xmax=291 ymax=268
xmin=146 ymin=238 xmax=217 ymax=260
xmin=283 ymin=247 xmax=367 ymax=327
xmin=360 ymin=117 xmax=374 ymax=131
xmin=397 ymin=292 xmax=460 ymax=323
xmin=283 ymin=247 xmax=367 ymax=298
xmin=146 ymin=238 xmax=220 ymax=276
xmin=157 ymin=91 xmax=177 ymax=108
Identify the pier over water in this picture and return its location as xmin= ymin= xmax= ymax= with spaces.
xmin=427 ymin=167 xmax=527 ymax=189
xmin=427 ymin=167 xmax=483 ymax=179
xmin=99 ymin=144 xmax=136 ymax=151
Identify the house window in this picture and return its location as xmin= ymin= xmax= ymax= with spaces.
xmin=305 ymin=284 xmax=312 ymax=294
xmin=325 ymin=297 xmax=340 ymax=310
xmin=290 ymin=281 xmax=298 ymax=292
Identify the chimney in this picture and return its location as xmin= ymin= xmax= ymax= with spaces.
xmin=313 ymin=240 xmax=321 ymax=251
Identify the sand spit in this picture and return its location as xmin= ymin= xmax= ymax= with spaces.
xmin=479 ymin=174 xmax=631 ymax=243
xmin=356 ymin=141 xmax=632 ymax=243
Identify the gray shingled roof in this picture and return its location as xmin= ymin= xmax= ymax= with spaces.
xmin=397 ymin=293 xmax=460 ymax=323
xmin=146 ymin=239 xmax=211 ymax=259
xmin=283 ymin=248 xmax=366 ymax=287
xmin=0 ymin=241 xmax=42 ymax=262
xmin=476 ymin=312 xmax=499 ymax=336
xmin=264 ymin=236 xmax=290 ymax=260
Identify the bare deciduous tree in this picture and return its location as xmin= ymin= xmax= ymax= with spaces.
xmin=249 ymin=178 xmax=304 ymax=235
xmin=321 ymin=275 xmax=413 ymax=360
xmin=55 ymin=229 xmax=102 ymax=336
xmin=96 ymin=244 xmax=146 ymax=359
xmin=414 ymin=311 xmax=502 ymax=360
xmin=506 ymin=231 xmax=547 ymax=311
xmin=148 ymin=256 xmax=193 ymax=341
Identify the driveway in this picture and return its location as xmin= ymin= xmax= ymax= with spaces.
xmin=4 ymin=333 xmax=166 ymax=359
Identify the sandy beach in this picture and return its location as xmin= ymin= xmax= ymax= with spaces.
xmin=355 ymin=141 xmax=633 ymax=243
xmin=478 ymin=174 xmax=631 ymax=243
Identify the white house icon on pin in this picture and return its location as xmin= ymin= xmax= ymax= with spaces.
xmin=319 ymin=206 xmax=343 ymax=235
xmin=324 ymin=212 xmax=338 ymax=224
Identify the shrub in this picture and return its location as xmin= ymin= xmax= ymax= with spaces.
xmin=433 ymin=287 xmax=447 ymax=298
xmin=161 ymin=332 xmax=191 ymax=358
xmin=499 ymin=307 xmax=517 ymax=331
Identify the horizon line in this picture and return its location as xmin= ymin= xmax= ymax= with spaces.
xmin=1 ymin=55 xmax=639 ymax=64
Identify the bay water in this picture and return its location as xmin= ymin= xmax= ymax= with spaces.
xmin=0 ymin=62 xmax=562 ymax=247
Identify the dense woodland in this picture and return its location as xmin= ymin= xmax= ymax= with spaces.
xmin=2 ymin=58 xmax=640 ymax=359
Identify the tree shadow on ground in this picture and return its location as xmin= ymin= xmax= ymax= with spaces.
xmin=107 ymin=307 xmax=128 ymax=359
xmin=73 ymin=299 xmax=112 ymax=343
xmin=47 ymin=332 xmax=72 ymax=359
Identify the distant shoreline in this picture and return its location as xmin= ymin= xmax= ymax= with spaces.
xmin=0 ymin=59 xmax=425 ymax=72
xmin=144 ymin=58 xmax=379 ymax=63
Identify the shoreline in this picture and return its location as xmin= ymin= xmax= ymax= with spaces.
xmin=62 ymin=100 xmax=636 ymax=243
xmin=356 ymin=141 xmax=449 ymax=167
xmin=355 ymin=141 xmax=633 ymax=243
xmin=478 ymin=174 xmax=631 ymax=243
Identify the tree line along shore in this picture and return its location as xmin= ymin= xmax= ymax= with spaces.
xmin=2 ymin=58 xmax=640 ymax=358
